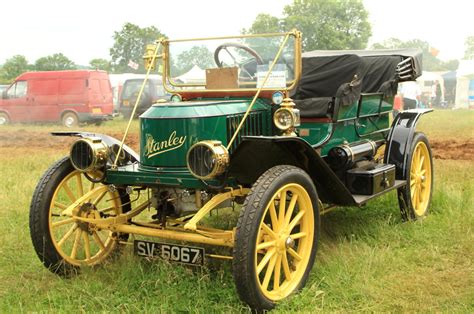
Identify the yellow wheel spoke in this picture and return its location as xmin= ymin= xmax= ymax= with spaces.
xmin=257 ymin=240 xmax=276 ymax=251
xmin=413 ymin=186 xmax=419 ymax=207
xmin=278 ymin=190 xmax=287 ymax=226
xmin=82 ymin=231 xmax=91 ymax=260
xmin=52 ymin=218 xmax=75 ymax=229
xmin=262 ymin=254 xmax=278 ymax=291
xmin=54 ymin=202 xmax=67 ymax=210
xmin=410 ymin=182 xmax=418 ymax=196
xmin=268 ymin=202 xmax=279 ymax=231
xmin=257 ymin=249 xmax=276 ymax=275
xmin=76 ymin=174 xmax=84 ymax=197
xmin=70 ymin=229 xmax=82 ymax=259
xmin=63 ymin=183 xmax=77 ymax=203
xmin=284 ymin=194 xmax=298 ymax=226
xmin=290 ymin=232 xmax=307 ymax=240
xmin=88 ymin=182 xmax=96 ymax=202
xmin=282 ymin=252 xmax=292 ymax=281
xmin=287 ymin=247 xmax=302 ymax=262
xmin=57 ymin=224 xmax=78 ymax=247
xmin=419 ymin=155 xmax=425 ymax=171
xmin=420 ymin=169 xmax=426 ymax=176
xmin=288 ymin=210 xmax=305 ymax=233
xmin=410 ymin=180 xmax=416 ymax=188
xmin=92 ymin=231 xmax=106 ymax=251
xmin=93 ymin=190 xmax=108 ymax=206
xmin=98 ymin=206 xmax=118 ymax=213
xmin=261 ymin=223 xmax=277 ymax=239
xmin=418 ymin=186 xmax=424 ymax=203
xmin=273 ymin=254 xmax=282 ymax=290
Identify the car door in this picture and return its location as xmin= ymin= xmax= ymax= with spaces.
xmin=3 ymin=81 xmax=30 ymax=122
xmin=29 ymin=79 xmax=59 ymax=122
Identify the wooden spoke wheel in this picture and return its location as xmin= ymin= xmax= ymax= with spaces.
xmin=29 ymin=157 xmax=130 ymax=275
xmin=233 ymin=165 xmax=320 ymax=311
xmin=398 ymin=132 xmax=433 ymax=220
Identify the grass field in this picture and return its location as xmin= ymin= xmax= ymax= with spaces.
xmin=0 ymin=110 xmax=473 ymax=312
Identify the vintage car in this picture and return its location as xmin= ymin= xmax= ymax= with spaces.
xmin=29 ymin=30 xmax=433 ymax=310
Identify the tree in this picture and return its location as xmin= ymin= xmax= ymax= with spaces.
xmin=173 ymin=46 xmax=214 ymax=76
xmin=0 ymin=55 xmax=29 ymax=83
xmin=34 ymin=53 xmax=76 ymax=71
xmin=464 ymin=36 xmax=474 ymax=59
xmin=371 ymin=38 xmax=459 ymax=71
xmin=242 ymin=14 xmax=281 ymax=34
xmin=89 ymin=58 xmax=111 ymax=71
xmin=110 ymin=22 xmax=166 ymax=73
xmin=283 ymin=0 xmax=371 ymax=51
xmin=243 ymin=0 xmax=371 ymax=51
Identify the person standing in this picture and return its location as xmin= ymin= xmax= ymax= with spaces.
xmin=400 ymin=81 xmax=421 ymax=110
xmin=431 ymin=80 xmax=442 ymax=107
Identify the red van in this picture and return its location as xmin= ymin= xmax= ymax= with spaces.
xmin=0 ymin=70 xmax=114 ymax=127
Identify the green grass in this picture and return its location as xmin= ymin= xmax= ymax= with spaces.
xmin=416 ymin=109 xmax=474 ymax=140
xmin=0 ymin=110 xmax=473 ymax=312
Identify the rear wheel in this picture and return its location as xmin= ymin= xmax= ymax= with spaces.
xmin=233 ymin=165 xmax=320 ymax=311
xmin=0 ymin=112 xmax=10 ymax=125
xmin=398 ymin=132 xmax=433 ymax=220
xmin=29 ymin=157 xmax=130 ymax=275
xmin=62 ymin=112 xmax=78 ymax=128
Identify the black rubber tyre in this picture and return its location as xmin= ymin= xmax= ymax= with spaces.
xmin=29 ymin=157 xmax=130 ymax=276
xmin=62 ymin=112 xmax=79 ymax=128
xmin=233 ymin=165 xmax=320 ymax=311
xmin=398 ymin=132 xmax=434 ymax=221
xmin=0 ymin=112 xmax=10 ymax=125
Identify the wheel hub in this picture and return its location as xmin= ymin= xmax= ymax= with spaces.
xmin=75 ymin=203 xmax=100 ymax=231
xmin=285 ymin=237 xmax=295 ymax=249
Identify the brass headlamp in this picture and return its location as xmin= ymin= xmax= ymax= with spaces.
xmin=70 ymin=137 xmax=108 ymax=173
xmin=273 ymin=98 xmax=300 ymax=136
xmin=187 ymin=141 xmax=229 ymax=180
xmin=143 ymin=44 xmax=158 ymax=71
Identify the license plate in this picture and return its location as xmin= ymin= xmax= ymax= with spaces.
xmin=92 ymin=108 xmax=102 ymax=114
xmin=134 ymin=240 xmax=204 ymax=266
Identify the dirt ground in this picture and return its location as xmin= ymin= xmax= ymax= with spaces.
xmin=0 ymin=129 xmax=472 ymax=161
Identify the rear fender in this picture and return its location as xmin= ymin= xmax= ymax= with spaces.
xmin=228 ymin=136 xmax=354 ymax=205
xmin=384 ymin=109 xmax=433 ymax=179
xmin=51 ymin=131 xmax=139 ymax=163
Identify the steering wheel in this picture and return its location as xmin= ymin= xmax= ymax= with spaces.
xmin=214 ymin=43 xmax=264 ymax=79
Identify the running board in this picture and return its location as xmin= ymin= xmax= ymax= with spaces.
xmin=352 ymin=180 xmax=406 ymax=206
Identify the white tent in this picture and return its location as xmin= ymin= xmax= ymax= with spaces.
xmin=455 ymin=60 xmax=474 ymax=109
xmin=174 ymin=65 xmax=206 ymax=84
xmin=416 ymin=71 xmax=445 ymax=99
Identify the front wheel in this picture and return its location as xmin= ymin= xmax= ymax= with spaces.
xmin=29 ymin=157 xmax=130 ymax=275
xmin=233 ymin=165 xmax=320 ymax=311
xmin=398 ymin=132 xmax=434 ymax=221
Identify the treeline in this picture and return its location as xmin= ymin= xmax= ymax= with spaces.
xmin=1 ymin=0 xmax=473 ymax=84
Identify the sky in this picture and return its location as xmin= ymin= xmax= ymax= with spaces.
xmin=0 ymin=0 xmax=472 ymax=66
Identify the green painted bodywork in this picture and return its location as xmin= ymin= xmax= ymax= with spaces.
xmin=105 ymin=93 xmax=393 ymax=188
xmin=105 ymin=98 xmax=272 ymax=187
xmin=298 ymin=93 xmax=392 ymax=155
xmin=139 ymin=99 xmax=271 ymax=167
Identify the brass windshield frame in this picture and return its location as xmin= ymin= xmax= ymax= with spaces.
xmin=158 ymin=30 xmax=302 ymax=94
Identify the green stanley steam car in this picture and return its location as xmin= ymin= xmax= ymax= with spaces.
xmin=29 ymin=30 xmax=433 ymax=310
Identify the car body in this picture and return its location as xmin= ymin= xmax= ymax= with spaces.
xmin=0 ymin=70 xmax=113 ymax=126
xmin=29 ymin=31 xmax=433 ymax=311
xmin=119 ymin=77 xmax=170 ymax=118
